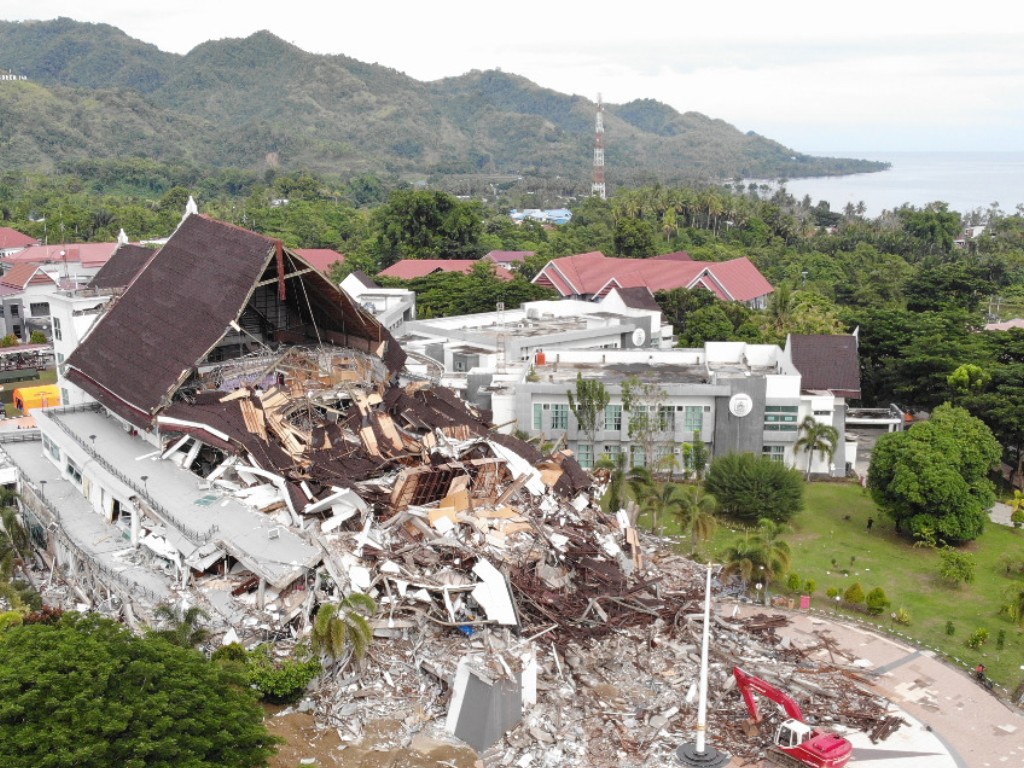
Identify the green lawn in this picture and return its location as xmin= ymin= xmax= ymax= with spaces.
xmin=642 ymin=480 xmax=1024 ymax=688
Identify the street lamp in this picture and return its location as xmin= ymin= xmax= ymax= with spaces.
xmin=801 ymin=269 xmax=808 ymax=287
xmin=834 ymin=594 xmax=841 ymax=614
xmin=140 ymin=475 xmax=149 ymax=496
xmin=755 ymin=582 xmax=763 ymax=606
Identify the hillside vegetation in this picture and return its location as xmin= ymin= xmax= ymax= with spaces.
xmin=0 ymin=18 xmax=887 ymax=187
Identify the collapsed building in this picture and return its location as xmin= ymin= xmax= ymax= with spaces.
xmin=0 ymin=214 xmax=905 ymax=764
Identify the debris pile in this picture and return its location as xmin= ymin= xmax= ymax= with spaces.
xmin=26 ymin=341 xmax=901 ymax=764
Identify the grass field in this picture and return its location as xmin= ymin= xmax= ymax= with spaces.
xmin=641 ymin=480 xmax=1024 ymax=688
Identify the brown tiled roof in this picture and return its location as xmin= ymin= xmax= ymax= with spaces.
xmin=0 ymin=262 xmax=55 ymax=290
xmin=89 ymin=244 xmax=157 ymax=290
xmin=0 ymin=227 xmax=37 ymax=250
xmin=66 ymin=215 xmax=404 ymax=428
xmin=788 ymin=334 xmax=861 ymax=399
xmin=608 ymin=286 xmax=661 ymax=312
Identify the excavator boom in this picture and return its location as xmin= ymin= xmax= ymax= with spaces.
xmin=733 ymin=666 xmax=805 ymax=722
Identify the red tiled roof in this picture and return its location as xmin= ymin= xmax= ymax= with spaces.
xmin=0 ymin=262 xmax=57 ymax=291
xmin=1 ymin=242 xmax=121 ymax=269
xmin=0 ymin=227 xmax=37 ymax=250
xmin=533 ymin=252 xmax=772 ymax=302
xmin=378 ymin=259 xmax=514 ymax=281
xmin=293 ymin=248 xmax=345 ymax=272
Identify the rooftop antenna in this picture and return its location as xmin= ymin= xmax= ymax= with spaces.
xmin=675 ymin=564 xmax=731 ymax=767
xmin=591 ymin=94 xmax=606 ymax=200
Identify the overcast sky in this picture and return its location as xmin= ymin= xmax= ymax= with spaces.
xmin=6 ymin=1 xmax=1022 ymax=154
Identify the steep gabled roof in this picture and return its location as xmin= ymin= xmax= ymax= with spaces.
xmin=0 ymin=262 xmax=58 ymax=291
xmin=88 ymin=244 xmax=157 ymax=291
xmin=65 ymin=215 xmax=403 ymax=429
xmin=533 ymin=251 xmax=773 ymax=302
xmin=378 ymin=259 xmax=514 ymax=281
xmin=0 ymin=227 xmax=37 ymax=250
xmin=787 ymin=334 xmax=862 ymax=399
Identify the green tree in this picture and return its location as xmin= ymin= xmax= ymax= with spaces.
xmin=311 ymin=592 xmax=376 ymax=671
xmin=150 ymin=603 xmax=211 ymax=649
xmin=672 ymin=484 xmax=719 ymax=554
xmin=596 ymin=450 xmax=628 ymax=514
xmin=368 ymin=190 xmax=485 ymax=267
xmin=793 ymin=416 xmax=839 ymax=479
xmin=705 ymin=453 xmax=804 ymax=523
xmin=567 ymin=373 xmax=610 ymax=454
xmin=0 ymin=612 xmax=278 ymax=768
xmin=621 ymin=376 xmax=669 ymax=469
xmin=843 ymin=582 xmax=865 ymax=607
xmin=868 ymin=404 xmax=1001 ymax=543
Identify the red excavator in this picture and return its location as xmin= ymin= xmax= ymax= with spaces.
xmin=732 ymin=666 xmax=853 ymax=768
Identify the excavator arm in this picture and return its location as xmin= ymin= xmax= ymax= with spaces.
xmin=733 ymin=666 xmax=806 ymax=723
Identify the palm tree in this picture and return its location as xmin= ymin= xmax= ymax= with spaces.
xmin=672 ymin=485 xmax=718 ymax=555
xmin=312 ymin=592 xmax=376 ymax=671
xmin=596 ymin=451 xmax=628 ymax=514
xmin=794 ymin=416 xmax=840 ymax=479
xmin=151 ymin=603 xmax=211 ymax=649
xmin=722 ymin=518 xmax=792 ymax=600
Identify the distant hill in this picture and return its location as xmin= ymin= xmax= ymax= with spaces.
xmin=0 ymin=18 xmax=888 ymax=185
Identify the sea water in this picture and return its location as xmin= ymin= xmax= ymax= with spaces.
xmin=753 ymin=151 xmax=1024 ymax=219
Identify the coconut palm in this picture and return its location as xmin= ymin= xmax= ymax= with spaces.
xmin=151 ymin=603 xmax=211 ymax=649
xmin=311 ymin=592 xmax=376 ymax=671
xmin=672 ymin=485 xmax=718 ymax=555
xmin=794 ymin=416 xmax=840 ymax=479
xmin=722 ymin=518 xmax=792 ymax=599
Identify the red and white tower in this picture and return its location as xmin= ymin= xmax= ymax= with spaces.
xmin=591 ymin=94 xmax=606 ymax=199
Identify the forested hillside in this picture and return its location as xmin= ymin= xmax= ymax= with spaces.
xmin=0 ymin=18 xmax=887 ymax=186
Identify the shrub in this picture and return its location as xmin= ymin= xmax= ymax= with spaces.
xmin=29 ymin=330 xmax=47 ymax=344
xmin=243 ymin=644 xmax=321 ymax=704
xmin=945 ymin=620 xmax=955 ymax=636
xmin=865 ymin=587 xmax=890 ymax=615
xmin=0 ymin=335 xmax=17 ymax=348
xmin=704 ymin=453 xmax=804 ymax=523
xmin=892 ymin=607 xmax=912 ymax=625
xmin=843 ymin=582 xmax=865 ymax=606
xmin=803 ymin=579 xmax=817 ymax=595
xmin=997 ymin=630 xmax=1006 ymax=650
xmin=965 ymin=628 xmax=989 ymax=650
xmin=938 ymin=548 xmax=976 ymax=586
xmin=786 ymin=573 xmax=802 ymax=592
xmin=826 ymin=587 xmax=840 ymax=599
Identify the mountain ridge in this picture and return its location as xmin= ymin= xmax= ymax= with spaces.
xmin=0 ymin=18 xmax=889 ymax=186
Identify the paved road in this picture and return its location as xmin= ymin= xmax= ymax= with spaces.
xmin=727 ymin=603 xmax=1024 ymax=768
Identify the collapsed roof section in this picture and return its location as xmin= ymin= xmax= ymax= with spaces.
xmin=65 ymin=215 xmax=405 ymax=429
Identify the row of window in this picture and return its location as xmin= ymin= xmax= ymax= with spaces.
xmin=533 ymin=402 xmax=707 ymax=433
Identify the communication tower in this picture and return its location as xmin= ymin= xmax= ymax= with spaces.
xmin=591 ymin=94 xmax=606 ymax=199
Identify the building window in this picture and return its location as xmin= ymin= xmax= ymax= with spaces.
xmin=533 ymin=403 xmax=544 ymax=430
xmin=762 ymin=445 xmax=786 ymax=463
xmin=658 ymin=406 xmax=675 ymax=431
xmin=814 ymin=410 xmax=831 ymax=417
xmin=52 ymin=317 xmax=62 ymax=341
xmin=764 ymin=405 xmax=799 ymax=431
xmin=66 ymin=457 xmax=82 ymax=485
xmin=655 ymin=444 xmax=675 ymax=470
xmin=601 ymin=444 xmax=621 ymax=462
xmin=9 ymin=305 xmax=18 ymax=317
xmin=684 ymin=405 xmax=703 ymax=432
xmin=605 ymin=404 xmax=622 ymax=431
xmin=29 ymin=302 xmax=49 ymax=317
xmin=577 ymin=443 xmax=593 ymax=468
xmin=42 ymin=434 xmax=60 ymax=462
xmin=12 ymin=325 xmax=21 ymax=338
xmin=630 ymin=444 xmax=645 ymax=468
xmin=550 ymin=403 xmax=568 ymax=430
xmin=56 ymin=352 xmax=65 ymax=364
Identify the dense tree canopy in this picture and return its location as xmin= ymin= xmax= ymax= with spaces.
xmin=868 ymin=404 xmax=1001 ymax=544
xmin=0 ymin=612 xmax=277 ymax=768
xmin=704 ymin=453 xmax=804 ymax=524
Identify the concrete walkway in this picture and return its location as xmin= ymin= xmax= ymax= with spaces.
xmin=728 ymin=603 xmax=1024 ymax=768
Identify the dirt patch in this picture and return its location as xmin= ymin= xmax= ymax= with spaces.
xmin=266 ymin=709 xmax=481 ymax=768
